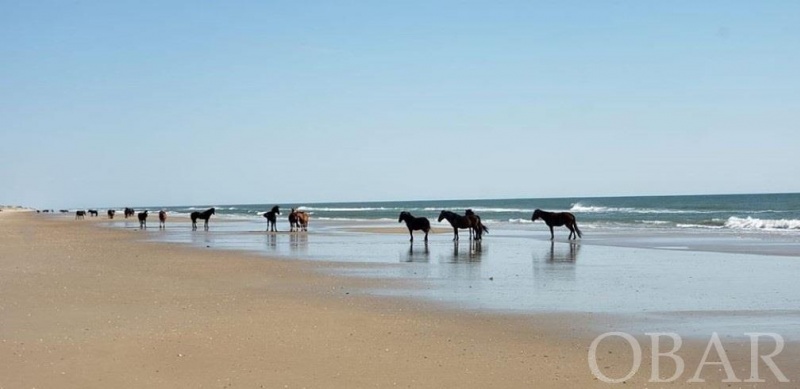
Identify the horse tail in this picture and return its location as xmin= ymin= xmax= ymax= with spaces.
xmin=481 ymin=222 xmax=489 ymax=234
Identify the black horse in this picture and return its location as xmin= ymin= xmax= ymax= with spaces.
xmin=124 ymin=208 xmax=135 ymax=218
xmin=437 ymin=210 xmax=488 ymax=241
xmin=531 ymin=209 xmax=582 ymax=240
xmin=263 ymin=206 xmax=280 ymax=232
xmin=398 ymin=211 xmax=431 ymax=242
xmin=88 ymin=209 xmax=98 ymax=217
xmin=191 ymin=207 xmax=215 ymax=231
xmin=138 ymin=210 xmax=148 ymax=230
xmin=107 ymin=209 xmax=116 ymax=219
xmin=75 ymin=210 xmax=86 ymax=220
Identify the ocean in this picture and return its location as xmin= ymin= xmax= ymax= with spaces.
xmin=147 ymin=192 xmax=800 ymax=233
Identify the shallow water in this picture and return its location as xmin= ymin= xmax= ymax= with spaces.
xmin=108 ymin=218 xmax=800 ymax=337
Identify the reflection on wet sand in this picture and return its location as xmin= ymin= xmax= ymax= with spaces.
xmin=401 ymin=242 xmax=430 ymax=263
xmin=440 ymin=240 xmax=485 ymax=263
xmin=532 ymin=241 xmax=578 ymax=283
xmin=546 ymin=241 xmax=580 ymax=263
xmin=289 ymin=233 xmax=308 ymax=253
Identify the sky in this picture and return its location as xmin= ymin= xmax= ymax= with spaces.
xmin=1 ymin=1 xmax=798 ymax=208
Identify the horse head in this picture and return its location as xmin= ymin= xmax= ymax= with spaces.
xmin=271 ymin=206 xmax=280 ymax=214
xmin=437 ymin=211 xmax=448 ymax=223
xmin=531 ymin=209 xmax=542 ymax=222
xmin=398 ymin=211 xmax=409 ymax=223
xmin=210 ymin=208 xmax=216 ymax=215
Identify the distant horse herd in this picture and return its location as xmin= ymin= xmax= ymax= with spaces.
xmin=58 ymin=205 xmax=582 ymax=240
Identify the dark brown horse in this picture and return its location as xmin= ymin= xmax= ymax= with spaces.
xmin=124 ymin=208 xmax=135 ymax=218
xmin=531 ymin=209 xmax=582 ymax=240
xmin=137 ymin=210 xmax=148 ymax=230
xmin=158 ymin=210 xmax=167 ymax=229
xmin=107 ymin=209 xmax=116 ymax=219
xmin=88 ymin=209 xmax=98 ymax=217
xmin=437 ymin=210 xmax=488 ymax=241
xmin=398 ymin=211 xmax=431 ymax=242
xmin=75 ymin=210 xmax=86 ymax=220
xmin=288 ymin=208 xmax=299 ymax=231
xmin=191 ymin=208 xmax=215 ymax=231
xmin=263 ymin=206 xmax=280 ymax=232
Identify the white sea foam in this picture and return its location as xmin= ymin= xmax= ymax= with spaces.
xmin=508 ymin=218 xmax=533 ymax=224
xmin=569 ymin=203 xmax=714 ymax=215
xmin=724 ymin=216 xmax=800 ymax=230
xmin=676 ymin=224 xmax=725 ymax=229
xmin=297 ymin=206 xmax=401 ymax=212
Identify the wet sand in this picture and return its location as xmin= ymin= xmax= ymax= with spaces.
xmin=2 ymin=212 xmax=799 ymax=387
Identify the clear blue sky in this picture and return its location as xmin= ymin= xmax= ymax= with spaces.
xmin=1 ymin=1 xmax=798 ymax=208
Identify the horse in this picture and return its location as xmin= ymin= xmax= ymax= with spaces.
xmin=88 ymin=209 xmax=98 ymax=217
xmin=137 ymin=210 xmax=148 ymax=229
xmin=398 ymin=211 xmax=431 ymax=242
xmin=107 ymin=209 xmax=116 ymax=219
xmin=124 ymin=208 xmax=135 ymax=218
xmin=288 ymin=208 xmax=299 ymax=232
xmin=531 ymin=209 xmax=582 ymax=240
xmin=294 ymin=210 xmax=309 ymax=232
xmin=191 ymin=208 xmax=215 ymax=231
xmin=263 ymin=206 xmax=280 ymax=232
xmin=75 ymin=210 xmax=86 ymax=220
xmin=437 ymin=210 xmax=488 ymax=241
xmin=158 ymin=210 xmax=167 ymax=229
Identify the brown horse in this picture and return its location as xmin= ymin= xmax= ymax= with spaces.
xmin=107 ymin=209 xmax=116 ymax=219
xmin=158 ymin=210 xmax=167 ymax=229
xmin=531 ymin=209 xmax=582 ymax=240
xmin=398 ymin=211 xmax=431 ymax=242
xmin=124 ymin=208 xmax=135 ymax=218
xmin=437 ymin=210 xmax=488 ymax=241
xmin=288 ymin=208 xmax=309 ymax=232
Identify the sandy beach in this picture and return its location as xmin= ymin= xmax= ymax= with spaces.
xmin=2 ymin=212 xmax=799 ymax=388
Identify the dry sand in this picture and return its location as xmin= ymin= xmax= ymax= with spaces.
xmin=1 ymin=212 xmax=797 ymax=388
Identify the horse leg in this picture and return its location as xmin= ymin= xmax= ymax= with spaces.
xmin=424 ymin=229 xmax=429 ymax=242
xmin=549 ymin=225 xmax=554 ymax=240
xmin=453 ymin=228 xmax=458 ymax=241
xmin=408 ymin=228 xmax=414 ymax=242
xmin=567 ymin=224 xmax=575 ymax=240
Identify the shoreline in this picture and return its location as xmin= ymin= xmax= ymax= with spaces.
xmin=3 ymin=212 xmax=800 ymax=387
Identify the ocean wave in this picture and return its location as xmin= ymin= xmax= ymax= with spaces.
xmin=676 ymin=224 xmax=725 ymax=229
xmin=569 ymin=203 xmax=714 ymax=215
xmin=508 ymin=218 xmax=533 ymax=224
xmin=315 ymin=217 xmax=395 ymax=222
xmin=724 ymin=217 xmax=800 ymax=230
xmin=297 ymin=206 xmax=403 ymax=212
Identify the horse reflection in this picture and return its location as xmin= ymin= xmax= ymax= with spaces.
xmin=443 ymin=240 xmax=484 ymax=263
xmin=546 ymin=241 xmax=580 ymax=263
xmin=289 ymin=232 xmax=308 ymax=252
xmin=265 ymin=233 xmax=277 ymax=249
xmin=401 ymin=242 xmax=430 ymax=263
